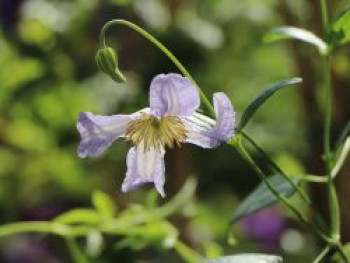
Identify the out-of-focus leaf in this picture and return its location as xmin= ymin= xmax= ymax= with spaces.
xmin=230 ymin=175 xmax=297 ymax=224
xmin=236 ymin=78 xmax=302 ymax=131
xmin=54 ymin=209 xmax=99 ymax=225
xmin=332 ymin=243 xmax=350 ymax=262
xmin=329 ymin=6 xmax=350 ymax=45
xmin=334 ymin=121 xmax=350 ymax=157
xmin=114 ymin=221 xmax=178 ymax=251
xmin=204 ymin=254 xmax=283 ymax=263
xmin=92 ymin=191 xmax=117 ymax=219
xmin=85 ymin=230 xmax=104 ymax=258
xmin=331 ymin=137 xmax=350 ymax=178
xmin=264 ymin=27 xmax=328 ymax=55
xmin=174 ymin=241 xmax=203 ymax=263
xmin=109 ymin=0 xmax=134 ymax=6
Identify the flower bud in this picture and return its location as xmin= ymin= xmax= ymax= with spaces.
xmin=95 ymin=47 xmax=126 ymax=83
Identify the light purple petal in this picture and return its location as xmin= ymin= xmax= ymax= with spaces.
xmin=77 ymin=112 xmax=133 ymax=158
xmin=204 ymin=92 xmax=235 ymax=141
xmin=121 ymin=145 xmax=166 ymax=197
xmin=183 ymin=118 xmax=220 ymax=148
xmin=149 ymin=73 xmax=200 ymax=117
xmin=184 ymin=92 xmax=235 ymax=148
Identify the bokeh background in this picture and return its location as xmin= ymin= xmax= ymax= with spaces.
xmin=0 ymin=0 xmax=349 ymax=262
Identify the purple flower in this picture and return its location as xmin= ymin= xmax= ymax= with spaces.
xmin=77 ymin=73 xmax=235 ymax=197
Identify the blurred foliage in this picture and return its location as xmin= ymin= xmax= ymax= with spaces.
xmin=0 ymin=0 xmax=349 ymax=262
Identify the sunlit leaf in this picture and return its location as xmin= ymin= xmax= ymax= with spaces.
xmin=54 ymin=209 xmax=99 ymax=225
xmin=204 ymin=254 xmax=283 ymax=263
xmin=334 ymin=121 xmax=350 ymax=156
xmin=264 ymin=27 xmax=328 ymax=55
xmin=236 ymin=78 xmax=302 ymax=131
xmin=331 ymin=137 xmax=350 ymax=178
xmin=92 ymin=191 xmax=117 ymax=219
xmin=230 ymin=175 xmax=297 ymax=224
xmin=332 ymin=242 xmax=350 ymax=262
xmin=329 ymin=6 xmax=350 ymax=45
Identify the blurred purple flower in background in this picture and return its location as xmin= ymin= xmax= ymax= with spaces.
xmin=77 ymin=73 xmax=235 ymax=197
xmin=242 ymin=207 xmax=286 ymax=249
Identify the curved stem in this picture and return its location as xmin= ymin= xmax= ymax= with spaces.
xmin=99 ymin=19 xmax=215 ymax=117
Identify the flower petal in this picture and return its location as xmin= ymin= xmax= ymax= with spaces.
xmin=77 ymin=112 xmax=133 ymax=158
xmin=121 ymin=145 xmax=166 ymax=197
xmin=149 ymin=73 xmax=200 ymax=117
xmin=184 ymin=92 xmax=235 ymax=148
xmin=183 ymin=117 xmax=220 ymax=148
xmin=205 ymin=92 xmax=235 ymax=141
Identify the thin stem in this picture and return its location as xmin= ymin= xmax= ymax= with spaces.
xmin=99 ymin=19 xmax=215 ymax=117
xmin=174 ymin=241 xmax=203 ymax=263
xmin=241 ymin=131 xmax=327 ymax=231
xmin=232 ymin=139 xmax=330 ymax=243
xmin=319 ymin=0 xmax=341 ymax=239
xmin=241 ymin=131 xmax=311 ymax=204
xmin=320 ymin=0 xmax=329 ymax=32
xmin=301 ymin=175 xmax=328 ymax=184
xmin=65 ymin=238 xmax=89 ymax=263
xmin=313 ymin=245 xmax=331 ymax=263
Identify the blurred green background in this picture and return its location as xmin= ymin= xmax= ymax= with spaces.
xmin=0 ymin=0 xmax=349 ymax=262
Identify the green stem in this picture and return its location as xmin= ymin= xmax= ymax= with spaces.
xmin=241 ymin=131 xmax=311 ymax=204
xmin=241 ymin=131 xmax=327 ymax=231
xmin=319 ymin=0 xmax=341 ymax=240
xmin=323 ymin=57 xmax=340 ymax=239
xmin=232 ymin=139 xmax=330 ymax=243
xmin=99 ymin=19 xmax=215 ymax=117
xmin=313 ymin=245 xmax=331 ymax=263
xmin=320 ymin=0 xmax=329 ymax=31
xmin=174 ymin=241 xmax=203 ymax=263
xmin=65 ymin=238 xmax=90 ymax=263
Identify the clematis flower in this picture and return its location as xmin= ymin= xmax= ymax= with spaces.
xmin=77 ymin=73 xmax=235 ymax=197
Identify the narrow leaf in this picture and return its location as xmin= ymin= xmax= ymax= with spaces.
xmin=54 ymin=209 xmax=100 ymax=225
xmin=329 ymin=6 xmax=350 ymax=45
xmin=204 ymin=254 xmax=283 ymax=263
xmin=334 ymin=121 xmax=350 ymax=156
xmin=264 ymin=27 xmax=328 ymax=55
xmin=237 ymin=78 xmax=302 ymax=131
xmin=230 ymin=175 xmax=297 ymax=224
xmin=331 ymin=137 xmax=350 ymax=178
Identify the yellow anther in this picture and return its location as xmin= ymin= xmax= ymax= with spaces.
xmin=125 ymin=113 xmax=187 ymax=151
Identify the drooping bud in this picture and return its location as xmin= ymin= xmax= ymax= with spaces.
xmin=95 ymin=46 xmax=126 ymax=83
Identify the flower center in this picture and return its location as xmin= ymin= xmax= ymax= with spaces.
xmin=126 ymin=113 xmax=187 ymax=151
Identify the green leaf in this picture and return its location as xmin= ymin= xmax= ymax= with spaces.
xmin=332 ymin=243 xmax=350 ymax=262
xmin=204 ymin=254 xmax=283 ymax=263
xmin=329 ymin=6 xmax=350 ymax=45
xmin=264 ymin=27 xmax=328 ymax=55
xmin=334 ymin=121 xmax=350 ymax=157
xmin=236 ymin=78 xmax=302 ymax=131
xmin=230 ymin=175 xmax=297 ymax=224
xmin=331 ymin=137 xmax=350 ymax=178
xmin=92 ymin=191 xmax=117 ymax=219
xmin=54 ymin=209 xmax=100 ymax=225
